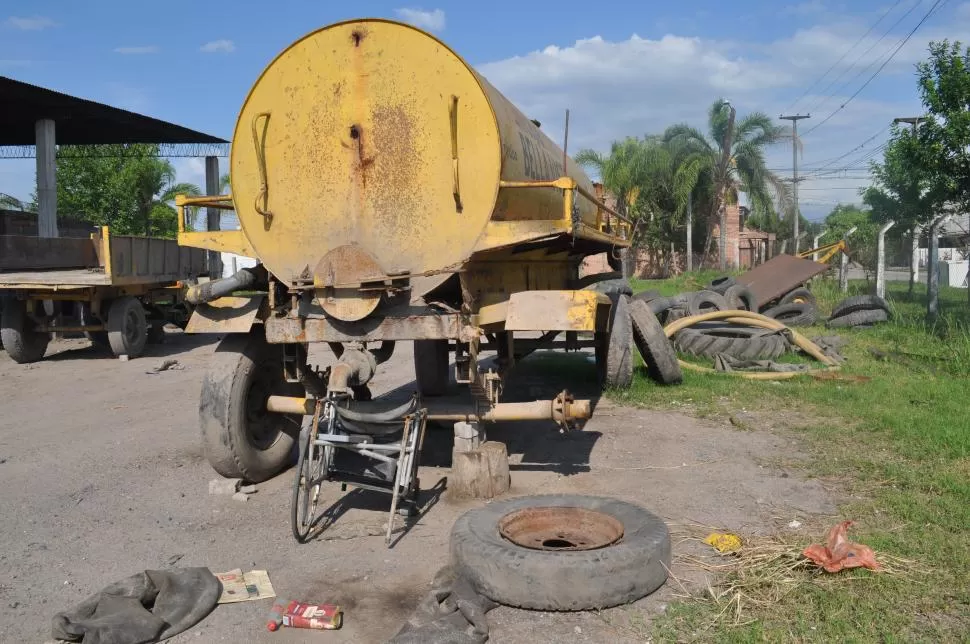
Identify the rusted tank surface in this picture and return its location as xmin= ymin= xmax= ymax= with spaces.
xmin=228 ymin=18 xmax=609 ymax=296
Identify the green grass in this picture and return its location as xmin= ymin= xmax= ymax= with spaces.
xmin=619 ymin=276 xmax=970 ymax=642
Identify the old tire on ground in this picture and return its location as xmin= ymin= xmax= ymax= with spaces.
xmin=780 ymin=287 xmax=816 ymax=307
xmin=673 ymin=325 xmax=789 ymax=360
xmin=0 ymin=298 xmax=49 ymax=364
xmin=707 ymin=276 xmax=736 ymax=294
xmin=831 ymin=294 xmax=890 ymax=319
xmin=723 ymin=284 xmax=757 ymax=311
xmin=596 ymin=294 xmax=633 ymax=388
xmin=106 ymin=296 xmax=148 ymax=358
xmin=827 ymin=308 xmax=889 ymax=329
xmin=450 ymin=494 xmax=671 ymax=611
xmin=631 ymin=289 xmax=663 ymax=304
xmin=414 ymin=340 xmax=450 ymax=397
xmin=630 ymin=299 xmax=683 ymax=385
xmin=762 ymin=302 xmax=818 ymax=327
xmin=199 ymin=329 xmax=306 ymax=482
xmin=686 ymin=290 xmax=731 ymax=316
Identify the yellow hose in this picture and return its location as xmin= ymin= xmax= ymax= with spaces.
xmin=663 ymin=309 xmax=840 ymax=379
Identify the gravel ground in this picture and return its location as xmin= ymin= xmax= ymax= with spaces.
xmin=0 ymin=330 xmax=835 ymax=643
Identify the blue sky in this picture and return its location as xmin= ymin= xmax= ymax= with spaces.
xmin=2 ymin=0 xmax=968 ymax=221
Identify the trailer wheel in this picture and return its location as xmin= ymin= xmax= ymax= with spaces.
xmin=414 ymin=340 xmax=449 ymax=397
xmin=200 ymin=330 xmax=305 ymax=482
xmin=106 ymin=296 xmax=148 ymax=358
xmin=596 ymin=294 xmax=633 ymax=389
xmin=1 ymin=298 xmax=49 ymax=364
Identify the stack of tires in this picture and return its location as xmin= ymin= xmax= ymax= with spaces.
xmin=706 ymin=275 xmax=819 ymax=328
xmin=826 ymin=295 xmax=891 ymax=328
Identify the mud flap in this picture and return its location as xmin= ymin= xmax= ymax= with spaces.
xmin=185 ymin=295 xmax=265 ymax=334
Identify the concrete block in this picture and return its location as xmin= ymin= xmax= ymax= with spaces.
xmin=208 ymin=478 xmax=242 ymax=495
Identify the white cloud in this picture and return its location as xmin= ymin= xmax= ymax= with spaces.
xmin=5 ymin=15 xmax=56 ymax=30
xmin=114 ymin=46 xmax=159 ymax=55
xmin=200 ymin=39 xmax=235 ymax=53
xmin=473 ymin=12 xmax=970 ymax=220
xmin=394 ymin=8 xmax=445 ymax=32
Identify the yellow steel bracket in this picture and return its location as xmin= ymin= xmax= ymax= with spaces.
xmin=175 ymin=194 xmax=257 ymax=258
xmin=497 ymin=177 xmax=633 ymax=242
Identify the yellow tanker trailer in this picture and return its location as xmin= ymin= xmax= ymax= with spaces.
xmin=176 ymin=18 xmax=653 ymax=538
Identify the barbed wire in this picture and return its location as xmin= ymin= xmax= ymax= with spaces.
xmin=0 ymin=142 xmax=230 ymax=159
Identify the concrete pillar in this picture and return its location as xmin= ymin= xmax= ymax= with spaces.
xmin=839 ymin=226 xmax=858 ymax=293
xmin=812 ymin=231 xmax=826 ymax=262
xmin=35 ymin=119 xmax=58 ymax=238
xmin=927 ymin=214 xmax=953 ymax=322
xmin=876 ymin=221 xmax=896 ymax=299
xmin=910 ymin=225 xmax=920 ymax=295
xmin=204 ymin=156 xmax=223 ymax=278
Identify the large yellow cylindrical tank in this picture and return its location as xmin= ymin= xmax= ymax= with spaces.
xmin=230 ymin=18 xmax=599 ymax=288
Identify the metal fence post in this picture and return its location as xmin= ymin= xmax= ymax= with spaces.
xmin=927 ymin=214 xmax=953 ymax=322
xmin=839 ymin=226 xmax=858 ymax=292
xmin=876 ymin=221 xmax=896 ymax=299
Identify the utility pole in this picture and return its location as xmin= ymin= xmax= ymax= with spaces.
xmin=780 ymin=114 xmax=810 ymax=254
xmin=719 ymin=101 xmax=737 ymax=271
xmin=894 ymin=116 xmax=925 ymax=295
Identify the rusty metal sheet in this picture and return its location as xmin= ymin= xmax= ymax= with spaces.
xmin=264 ymin=308 xmax=464 ymax=343
xmin=736 ymin=254 xmax=830 ymax=308
xmin=185 ymin=295 xmax=265 ymax=334
xmin=0 ymin=235 xmax=99 ymax=271
xmin=502 ymin=290 xmax=609 ymax=332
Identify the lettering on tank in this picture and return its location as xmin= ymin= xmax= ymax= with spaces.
xmin=517 ymin=131 xmax=562 ymax=181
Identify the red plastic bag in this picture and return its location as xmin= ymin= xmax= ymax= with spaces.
xmin=803 ymin=520 xmax=880 ymax=573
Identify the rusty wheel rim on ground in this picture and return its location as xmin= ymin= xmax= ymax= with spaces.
xmin=498 ymin=507 xmax=624 ymax=551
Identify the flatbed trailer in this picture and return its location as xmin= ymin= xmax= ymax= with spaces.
xmin=0 ymin=226 xmax=208 ymax=363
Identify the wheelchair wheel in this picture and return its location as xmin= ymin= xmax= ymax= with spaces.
xmin=291 ymin=414 xmax=330 ymax=543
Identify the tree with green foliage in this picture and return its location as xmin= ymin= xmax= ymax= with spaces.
xmin=48 ymin=144 xmax=200 ymax=238
xmin=662 ymin=99 xmax=793 ymax=262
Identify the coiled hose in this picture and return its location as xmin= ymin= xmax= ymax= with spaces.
xmin=662 ymin=309 xmax=841 ymax=380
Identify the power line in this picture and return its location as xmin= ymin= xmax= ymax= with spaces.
xmin=800 ymin=126 xmax=890 ymax=170
xmin=803 ymin=0 xmax=948 ymax=138
xmin=808 ymin=0 xmax=925 ymax=116
xmin=785 ymin=0 xmax=907 ymax=114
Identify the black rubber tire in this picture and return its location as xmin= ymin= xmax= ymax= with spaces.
xmin=106 ymin=296 xmax=148 ymax=358
xmin=450 ymin=494 xmax=671 ymax=611
xmin=199 ymin=330 xmax=305 ymax=483
xmin=723 ymin=284 xmax=757 ymax=311
xmin=630 ymin=299 xmax=683 ymax=385
xmin=827 ymin=308 xmax=889 ymax=328
xmin=831 ymin=294 xmax=891 ymax=319
xmin=673 ymin=326 xmax=789 ymax=360
xmin=762 ymin=302 xmax=818 ymax=327
xmin=631 ymin=289 xmax=663 ymax=304
xmin=780 ymin=287 xmax=816 ymax=307
xmin=0 ymin=298 xmax=49 ymax=364
xmin=414 ymin=340 xmax=450 ymax=397
xmin=575 ymin=271 xmax=623 ymax=290
xmin=707 ymin=276 xmax=736 ymax=294
xmin=686 ymin=290 xmax=731 ymax=315
xmin=596 ymin=294 xmax=633 ymax=389
xmin=582 ymin=277 xmax=633 ymax=298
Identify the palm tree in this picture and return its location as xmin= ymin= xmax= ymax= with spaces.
xmin=575 ymin=137 xmax=652 ymax=217
xmin=129 ymin=158 xmax=201 ymax=237
xmin=663 ymin=99 xmax=794 ymax=264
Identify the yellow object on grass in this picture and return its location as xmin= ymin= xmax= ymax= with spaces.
xmin=705 ymin=532 xmax=743 ymax=553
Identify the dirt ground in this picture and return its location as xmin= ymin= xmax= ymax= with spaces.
xmin=0 ymin=330 xmax=836 ymax=643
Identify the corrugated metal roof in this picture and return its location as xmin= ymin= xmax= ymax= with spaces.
xmin=0 ymin=76 xmax=226 ymax=146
